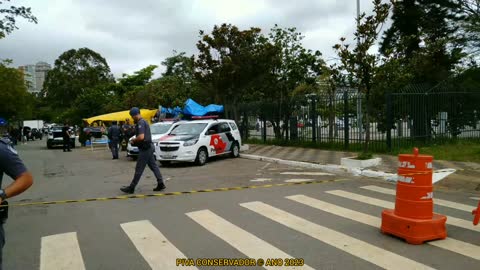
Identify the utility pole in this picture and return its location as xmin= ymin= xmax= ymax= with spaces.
xmin=356 ymin=0 xmax=363 ymax=143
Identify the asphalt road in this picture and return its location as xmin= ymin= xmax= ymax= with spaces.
xmin=3 ymin=140 xmax=480 ymax=270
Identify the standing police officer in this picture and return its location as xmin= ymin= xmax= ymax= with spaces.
xmin=62 ymin=123 xmax=72 ymax=152
xmin=120 ymin=107 xmax=166 ymax=194
xmin=0 ymin=138 xmax=34 ymax=269
xmin=107 ymin=121 xmax=121 ymax=159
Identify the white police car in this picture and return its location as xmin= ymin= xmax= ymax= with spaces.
xmin=155 ymin=118 xmax=241 ymax=166
xmin=127 ymin=121 xmax=183 ymax=159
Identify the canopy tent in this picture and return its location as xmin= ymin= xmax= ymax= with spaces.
xmin=83 ymin=109 xmax=158 ymax=125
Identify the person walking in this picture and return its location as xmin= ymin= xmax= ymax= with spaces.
xmin=0 ymin=137 xmax=34 ymax=269
xmin=107 ymin=121 xmax=121 ymax=159
xmin=62 ymin=123 xmax=71 ymax=152
xmin=120 ymin=107 xmax=166 ymax=194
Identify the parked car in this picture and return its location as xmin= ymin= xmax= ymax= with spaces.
xmin=156 ymin=118 xmax=241 ymax=166
xmin=23 ymin=126 xmax=35 ymax=141
xmin=46 ymin=126 xmax=76 ymax=149
xmin=32 ymin=128 xmax=43 ymax=140
xmin=127 ymin=120 xmax=184 ymax=159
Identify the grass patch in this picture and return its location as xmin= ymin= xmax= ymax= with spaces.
xmin=394 ymin=140 xmax=480 ymax=163
xmin=245 ymin=137 xmax=480 ymax=163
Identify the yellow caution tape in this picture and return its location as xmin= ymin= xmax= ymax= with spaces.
xmin=4 ymin=178 xmax=346 ymax=208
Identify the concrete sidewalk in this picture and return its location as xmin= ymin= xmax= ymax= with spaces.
xmin=243 ymin=144 xmax=480 ymax=193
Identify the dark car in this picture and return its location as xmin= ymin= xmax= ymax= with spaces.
xmin=47 ymin=126 xmax=76 ymax=149
xmin=23 ymin=126 xmax=35 ymax=141
xmin=32 ymin=128 xmax=43 ymax=140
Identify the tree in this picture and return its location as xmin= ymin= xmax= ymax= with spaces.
xmin=455 ymin=0 xmax=480 ymax=55
xmin=380 ymin=0 xmax=465 ymax=84
xmin=0 ymin=60 xmax=32 ymax=121
xmin=0 ymin=0 xmax=37 ymax=39
xmin=195 ymin=24 xmax=270 ymax=118
xmin=265 ymin=25 xmax=325 ymax=139
xmin=42 ymin=48 xmax=114 ymax=109
xmin=119 ymin=65 xmax=157 ymax=88
xmin=162 ymin=51 xmax=195 ymax=81
xmin=333 ymin=0 xmax=391 ymax=153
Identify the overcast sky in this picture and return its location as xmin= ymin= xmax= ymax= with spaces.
xmin=1 ymin=0 xmax=376 ymax=78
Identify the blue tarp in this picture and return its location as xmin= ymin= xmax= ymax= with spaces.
xmin=160 ymin=106 xmax=182 ymax=117
xmin=182 ymin=99 xmax=224 ymax=116
xmin=0 ymin=118 xmax=7 ymax=126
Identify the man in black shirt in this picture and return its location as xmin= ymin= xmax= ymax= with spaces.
xmin=62 ymin=123 xmax=71 ymax=152
xmin=120 ymin=107 xmax=166 ymax=194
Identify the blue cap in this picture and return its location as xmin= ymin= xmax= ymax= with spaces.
xmin=129 ymin=107 xmax=140 ymax=116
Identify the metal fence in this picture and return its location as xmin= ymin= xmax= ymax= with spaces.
xmin=230 ymin=90 xmax=480 ymax=152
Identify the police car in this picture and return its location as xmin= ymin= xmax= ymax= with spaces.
xmin=155 ymin=117 xmax=241 ymax=166
xmin=127 ymin=121 xmax=183 ymax=159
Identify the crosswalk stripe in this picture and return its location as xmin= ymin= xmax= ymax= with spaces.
xmin=280 ymin=172 xmax=334 ymax=176
xmin=240 ymin=201 xmax=435 ymax=270
xmin=285 ymin=179 xmax=314 ymax=183
xmin=326 ymin=190 xmax=480 ymax=233
xmin=121 ymin=220 xmax=198 ymax=270
xmin=361 ymin=185 xmax=474 ymax=212
xmin=40 ymin=232 xmax=86 ymax=270
xmin=186 ymin=209 xmax=314 ymax=270
xmin=287 ymin=195 xmax=480 ymax=260
xmin=470 ymin=197 xmax=480 ymax=201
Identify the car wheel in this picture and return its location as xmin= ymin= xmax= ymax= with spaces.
xmin=231 ymin=142 xmax=240 ymax=158
xmin=160 ymin=161 xmax=171 ymax=166
xmin=195 ymin=147 xmax=208 ymax=166
xmin=47 ymin=143 xmax=52 ymax=149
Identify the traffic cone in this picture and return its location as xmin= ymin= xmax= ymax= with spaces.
xmin=381 ymin=148 xmax=447 ymax=245
xmin=472 ymin=200 xmax=480 ymax=226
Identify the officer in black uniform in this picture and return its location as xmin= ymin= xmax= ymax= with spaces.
xmin=0 ymin=138 xmax=34 ymax=269
xmin=107 ymin=121 xmax=121 ymax=159
xmin=120 ymin=107 xmax=166 ymax=194
xmin=62 ymin=123 xmax=71 ymax=152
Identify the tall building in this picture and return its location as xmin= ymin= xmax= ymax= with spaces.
xmin=18 ymin=65 xmax=37 ymax=93
xmin=18 ymin=61 xmax=52 ymax=94
xmin=35 ymin=61 xmax=51 ymax=93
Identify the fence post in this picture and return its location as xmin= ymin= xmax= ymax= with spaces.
xmin=344 ymin=91 xmax=349 ymax=150
xmin=311 ymin=97 xmax=317 ymax=143
xmin=262 ymin=118 xmax=267 ymax=143
xmin=386 ymin=93 xmax=393 ymax=152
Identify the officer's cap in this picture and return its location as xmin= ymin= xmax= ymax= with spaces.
xmin=129 ymin=107 xmax=140 ymax=116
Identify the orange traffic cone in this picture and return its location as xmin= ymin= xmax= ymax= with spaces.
xmin=381 ymin=148 xmax=447 ymax=245
xmin=473 ymin=200 xmax=480 ymax=226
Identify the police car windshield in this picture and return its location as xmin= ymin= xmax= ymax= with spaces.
xmin=151 ymin=124 xmax=172 ymax=135
xmin=170 ymin=123 xmax=207 ymax=135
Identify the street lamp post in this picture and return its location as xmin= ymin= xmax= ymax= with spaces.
xmin=356 ymin=0 xmax=363 ymax=142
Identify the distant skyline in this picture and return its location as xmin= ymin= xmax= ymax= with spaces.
xmin=18 ymin=61 xmax=52 ymax=94
xmin=1 ymin=0 xmax=375 ymax=78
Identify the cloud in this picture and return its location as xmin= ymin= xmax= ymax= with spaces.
xmin=0 ymin=0 xmax=377 ymax=78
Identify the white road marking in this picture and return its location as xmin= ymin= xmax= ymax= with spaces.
xmin=240 ymin=201 xmax=435 ymax=270
xmin=250 ymin=178 xmax=272 ymax=182
xmin=261 ymin=163 xmax=272 ymax=170
xmin=186 ymin=209 xmax=313 ymax=270
xmin=470 ymin=197 xmax=480 ymax=201
xmin=285 ymin=179 xmax=314 ymax=183
xmin=121 ymin=220 xmax=198 ymax=270
xmin=288 ymin=194 xmax=480 ymax=260
xmin=326 ymin=190 xmax=480 ymax=233
xmin=361 ymin=185 xmax=475 ymax=212
xmin=40 ymin=232 xmax=86 ymax=270
xmin=280 ymin=172 xmax=334 ymax=176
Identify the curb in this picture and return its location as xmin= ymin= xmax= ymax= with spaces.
xmin=240 ymin=154 xmax=456 ymax=183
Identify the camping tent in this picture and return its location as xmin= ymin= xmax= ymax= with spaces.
xmin=83 ymin=109 xmax=158 ymax=125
